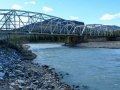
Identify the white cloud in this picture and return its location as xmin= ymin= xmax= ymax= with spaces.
xmin=100 ymin=12 xmax=120 ymax=20
xmin=42 ymin=6 xmax=53 ymax=12
xmin=24 ymin=1 xmax=36 ymax=5
xmin=12 ymin=4 xmax=23 ymax=9
xmin=70 ymin=16 xmax=79 ymax=20
xmin=24 ymin=2 xmax=29 ymax=5
xmin=30 ymin=1 xmax=36 ymax=4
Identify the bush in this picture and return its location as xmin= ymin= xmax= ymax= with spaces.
xmin=9 ymin=33 xmax=22 ymax=48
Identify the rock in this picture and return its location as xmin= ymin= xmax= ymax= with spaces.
xmin=66 ymin=73 xmax=69 ymax=75
xmin=9 ymin=73 xmax=15 ymax=78
xmin=75 ymin=85 xmax=79 ymax=88
xmin=16 ymin=79 xmax=24 ymax=84
xmin=4 ymin=72 xmax=9 ymax=79
xmin=8 ymin=68 xmax=13 ymax=72
xmin=25 ymin=86 xmax=33 ymax=90
xmin=18 ymin=85 xmax=23 ymax=90
xmin=16 ymin=64 xmax=22 ymax=68
xmin=0 ymin=76 xmax=4 ymax=85
xmin=10 ymin=82 xmax=16 ymax=86
xmin=9 ymin=86 xmax=16 ymax=90
xmin=37 ymin=83 xmax=43 ymax=88
xmin=19 ymin=73 xmax=25 ymax=78
xmin=12 ymin=85 xmax=21 ymax=90
xmin=82 ymin=85 xmax=88 ymax=88
xmin=42 ymin=65 xmax=49 ymax=69
xmin=15 ymin=70 xmax=22 ymax=74
xmin=0 ymin=66 xmax=3 ymax=72
xmin=22 ymin=50 xmax=37 ymax=60
xmin=33 ymin=80 xmax=39 ymax=85
xmin=0 ymin=72 xmax=4 ymax=78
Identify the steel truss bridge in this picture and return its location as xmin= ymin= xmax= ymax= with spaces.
xmin=0 ymin=9 xmax=117 ymax=37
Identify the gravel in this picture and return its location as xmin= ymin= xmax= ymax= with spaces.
xmin=0 ymin=46 xmax=81 ymax=90
xmin=77 ymin=41 xmax=120 ymax=49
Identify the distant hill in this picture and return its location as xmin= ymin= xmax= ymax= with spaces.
xmin=102 ymin=25 xmax=120 ymax=30
xmin=68 ymin=20 xmax=84 ymax=25
xmin=17 ymin=19 xmax=84 ymax=32
xmin=86 ymin=24 xmax=120 ymax=30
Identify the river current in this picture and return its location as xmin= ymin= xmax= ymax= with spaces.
xmin=28 ymin=43 xmax=120 ymax=90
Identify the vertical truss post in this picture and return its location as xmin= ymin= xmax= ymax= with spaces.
xmin=60 ymin=21 xmax=61 ymax=34
xmin=56 ymin=19 xmax=59 ymax=33
xmin=14 ymin=11 xmax=16 ymax=30
xmin=111 ymin=29 xmax=114 ymax=36
xmin=50 ymin=18 xmax=53 ymax=34
xmin=90 ymin=28 xmax=92 ymax=36
xmin=40 ymin=15 xmax=42 ymax=33
xmin=19 ymin=15 xmax=20 ymax=28
xmin=5 ymin=14 xmax=7 ymax=30
xmin=93 ymin=25 xmax=95 ymax=36
xmin=28 ymin=13 xmax=31 ymax=33
xmin=67 ymin=21 xmax=68 ymax=35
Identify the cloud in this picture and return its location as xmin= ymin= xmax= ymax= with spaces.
xmin=12 ymin=4 xmax=23 ymax=9
xmin=24 ymin=2 xmax=29 ymax=5
xmin=42 ymin=6 xmax=53 ymax=12
xmin=70 ymin=16 xmax=79 ymax=20
xmin=24 ymin=1 xmax=36 ymax=5
xmin=30 ymin=1 xmax=36 ymax=4
xmin=100 ymin=12 xmax=120 ymax=20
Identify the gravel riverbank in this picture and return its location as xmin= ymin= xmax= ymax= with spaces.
xmin=0 ymin=44 xmax=81 ymax=90
xmin=76 ymin=41 xmax=120 ymax=49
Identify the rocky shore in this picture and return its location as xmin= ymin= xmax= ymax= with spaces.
xmin=76 ymin=41 xmax=120 ymax=49
xmin=0 ymin=41 xmax=81 ymax=90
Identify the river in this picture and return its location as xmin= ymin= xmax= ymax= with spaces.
xmin=28 ymin=43 xmax=120 ymax=90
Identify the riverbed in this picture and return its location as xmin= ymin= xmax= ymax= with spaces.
xmin=28 ymin=43 xmax=120 ymax=90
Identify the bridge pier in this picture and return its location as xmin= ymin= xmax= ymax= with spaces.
xmin=65 ymin=36 xmax=82 ymax=46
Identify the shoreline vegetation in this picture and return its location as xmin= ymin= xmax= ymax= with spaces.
xmin=7 ymin=32 xmax=120 ymax=49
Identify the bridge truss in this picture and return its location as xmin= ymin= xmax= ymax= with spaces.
xmin=0 ymin=9 xmax=116 ymax=36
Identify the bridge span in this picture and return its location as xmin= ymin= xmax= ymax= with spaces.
xmin=0 ymin=9 xmax=119 ymax=44
xmin=0 ymin=9 xmax=116 ymax=36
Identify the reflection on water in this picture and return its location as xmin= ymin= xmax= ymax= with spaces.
xmin=28 ymin=44 xmax=120 ymax=90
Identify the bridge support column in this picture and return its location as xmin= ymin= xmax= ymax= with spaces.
xmin=65 ymin=36 xmax=82 ymax=46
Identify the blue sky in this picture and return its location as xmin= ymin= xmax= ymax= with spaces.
xmin=0 ymin=0 xmax=120 ymax=26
